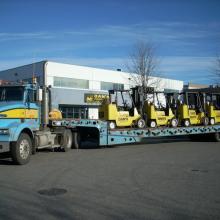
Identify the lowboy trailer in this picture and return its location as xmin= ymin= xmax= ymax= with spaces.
xmin=54 ymin=119 xmax=220 ymax=148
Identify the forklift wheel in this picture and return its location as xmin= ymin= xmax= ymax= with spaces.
xmin=210 ymin=118 xmax=215 ymax=125
xmin=149 ymin=120 xmax=157 ymax=128
xmin=109 ymin=121 xmax=116 ymax=130
xmin=170 ymin=118 xmax=178 ymax=127
xmin=137 ymin=119 xmax=146 ymax=129
xmin=202 ymin=117 xmax=209 ymax=126
xmin=183 ymin=119 xmax=190 ymax=127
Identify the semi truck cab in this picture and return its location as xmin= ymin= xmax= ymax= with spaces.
xmin=0 ymin=82 xmax=73 ymax=164
xmin=0 ymin=83 xmax=39 ymax=149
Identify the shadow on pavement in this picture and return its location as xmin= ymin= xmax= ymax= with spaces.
xmin=0 ymin=152 xmax=14 ymax=165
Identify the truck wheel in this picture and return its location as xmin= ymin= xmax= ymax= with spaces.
xmin=137 ymin=118 xmax=146 ymax=129
xmin=10 ymin=133 xmax=32 ymax=165
xmin=72 ymin=132 xmax=81 ymax=149
xmin=61 ymin=129 xmax=73 ymax=152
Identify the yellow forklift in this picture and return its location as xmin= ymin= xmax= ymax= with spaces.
xmin=131 ymin=86 xmax=178 ymax=128
xmin=144 ymin=92 xmax=178 ymax=128
xmin=206 ymin=95 xmax=220 ymax=125
xmin=178 ymin=91 xmax=209 ymax=127
xmin=99 ymin=90 xmax=145 ymax=129
xmin=201 ymin=87 xmax=220 ymax=125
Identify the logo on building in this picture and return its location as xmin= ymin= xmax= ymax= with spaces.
xmin=84 ymin=93 xmax=109 ymax=103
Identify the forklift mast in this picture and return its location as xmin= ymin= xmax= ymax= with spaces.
xmin=131 ymin=86 xmax=154 ymax=116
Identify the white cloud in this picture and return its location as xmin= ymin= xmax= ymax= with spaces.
xmin=161 ymin=56 xmax=213 ymax=73
xmin=0 ymin=21 xmax=219 ymax=45
xmin=0 ymin=32 xmax=54 ymax=42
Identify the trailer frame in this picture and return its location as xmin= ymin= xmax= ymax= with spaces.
xmin=52 ymin=119 xmax=220 ymax=146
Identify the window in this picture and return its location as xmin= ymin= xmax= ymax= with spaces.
xmin=27 ymin=89 xmax=37 ymax=103
xmin=101 ymin=82 xmax=124 ymax=90
xmin=0 ymin=86 xmax=24 ymax=101
xmin=59 ymin=105 xmax=88 ymax=119
xmin=54 ymin=77 xmax=89 ymax=89
xmin=164 ymin=89 xmax=179 ymax=93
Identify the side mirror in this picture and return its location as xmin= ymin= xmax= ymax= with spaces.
xmin=37 ymin=88 xmax=43 ymax=102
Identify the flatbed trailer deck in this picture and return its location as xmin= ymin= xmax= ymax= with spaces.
xmin=52 ymin=119 xmax=220 ymax=147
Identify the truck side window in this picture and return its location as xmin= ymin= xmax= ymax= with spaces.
xmin=27 ymin=90 xmax=37 ymax=103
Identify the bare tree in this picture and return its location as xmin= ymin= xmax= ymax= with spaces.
xmin=126 ymin=41 xmax=161 ymax=116
xmin=127 ymin=41 xmax=160 ymax=89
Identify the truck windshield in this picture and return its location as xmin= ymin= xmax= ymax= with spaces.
xmin=0 ymin=86 xmax=24 ymax=101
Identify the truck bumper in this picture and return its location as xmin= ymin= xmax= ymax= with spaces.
xmin=0 ymin=142 xmax=10 ymax=153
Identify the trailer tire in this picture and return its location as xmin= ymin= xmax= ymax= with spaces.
xmin=213 ymin=132 xmax=220 ymax=142
xmin=72 ymin=132 xmax=81 ymax=149
xmin=61 ymin=129 xmax=73 ymax=152
xmin=10 ymin=133 xmax=32 ymax=165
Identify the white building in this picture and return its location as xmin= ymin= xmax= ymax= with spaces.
xmin=0 ymin=60 xmax=183 ymax=119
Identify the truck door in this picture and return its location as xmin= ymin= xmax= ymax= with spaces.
xmin=25 ymin=89 xmax=40 ymax=129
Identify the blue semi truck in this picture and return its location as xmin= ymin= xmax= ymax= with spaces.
xmin=0 ymin=81 xmax=219 ymax=165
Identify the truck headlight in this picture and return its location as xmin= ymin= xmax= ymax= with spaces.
xmin=0 ymin=129 xmax=9 ymax=135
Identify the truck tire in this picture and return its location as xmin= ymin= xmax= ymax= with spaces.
xmin=10 ymin=133 xmax=32 ymax=165
xmin=60 ymin=129 xmax=73 ymax=152
xmin=72 ymin=132 xmax=81 ymax=149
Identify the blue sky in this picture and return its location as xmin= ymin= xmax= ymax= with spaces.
xmin=0 ymin=0 xmax=219 ymax=84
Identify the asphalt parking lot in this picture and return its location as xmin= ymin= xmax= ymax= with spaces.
xmin=0 ymin=137 xmax=220 ymax=220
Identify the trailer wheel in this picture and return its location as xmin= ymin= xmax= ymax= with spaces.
xmin=137 ymin=118 xmax=146 ymax=128
xmin=202 ymin=117 xmax=209 ymax=126
xmin=170 ymin=118 xmax=178 ymax=127
xmin=210 ymin=118 xmax=215 ymax=125
xmin=72 ymin=132 xmax=81 ymax=149
xmin=213 ymin=132 xmax=220 ymax=142
xmin=10 ymin=133 xmax=32 ymax=165
xmin=60 ymin=129 xmax=73 ymax=152
xmin=183 ymin=119 xmax=190 ymax=127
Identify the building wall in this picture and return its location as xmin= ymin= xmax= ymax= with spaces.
xmin=0 ymin=61 xmax=184 ymax=119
